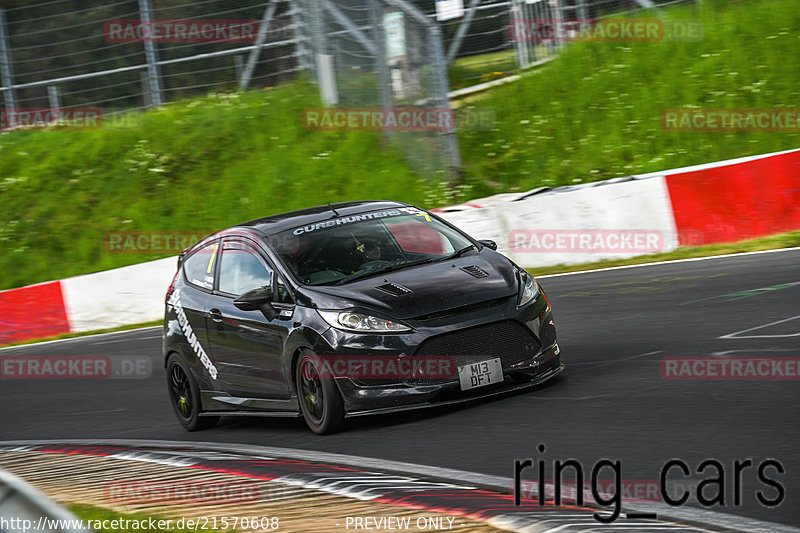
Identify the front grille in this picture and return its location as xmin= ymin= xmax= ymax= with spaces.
xmin=408 ymin=320 xmax=541 ymax=385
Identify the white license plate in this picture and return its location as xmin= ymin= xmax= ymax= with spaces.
xmin=458 ymin=358 xmax=503 ymax=391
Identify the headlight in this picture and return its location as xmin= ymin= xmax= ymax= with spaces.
xmin=318 ymin=310 xmax=412 ymax=333
xmin=518 ymin=271 xmax=540 ymax=307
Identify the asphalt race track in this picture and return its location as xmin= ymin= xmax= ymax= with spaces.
xmin=2 ymin=248 xmax=798 ymax=527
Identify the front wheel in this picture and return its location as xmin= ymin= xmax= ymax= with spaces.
xmin=166 ymin=353 xmax=219 ymax=431
xmin=295 ymin=350 xmax=344 ymax=435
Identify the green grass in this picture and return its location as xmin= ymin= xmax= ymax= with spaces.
xmin=449 ymin=47 xmax=558 ymax=91
xmin=1 ymin=0 xmax=799 ymax=291
xmin=449 ymin=50 xmax=520 ymax=90
xmin=527 ymin=230 xmax=800 ymax=277
xmin=0 ymin=82 xmax=455 ymax=290
xmin=68 ymin=503 xmax=234 ymax=533
xmin=458 ymin=0 xmax=800 ymax=192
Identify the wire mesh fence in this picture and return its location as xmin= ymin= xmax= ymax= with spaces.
xmin=431 ymin=0 xmax=699 ymax=90
xmin=0 ymin=0 xmax=700 ymax=177
xmin=295 ymin=0 xmax=460 ymax=178
xmin=0 ymin=0 xmax=300 ymax=123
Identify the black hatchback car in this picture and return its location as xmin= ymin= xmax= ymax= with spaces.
xmin=164 ymin=201 xmax=563 ymax=434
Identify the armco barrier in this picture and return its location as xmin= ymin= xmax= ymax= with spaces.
xmin=61 ymin=257 xmax=176 ymax=333
xmin=435 ymin=176 xmax=679 ymax=266
xmin=435 ymin=147 xmax=800 ymax=268
xmin=0 ymin=467 xmax=89 ymax=533
xmin=1 ymin=148 xmax=798 ymax=345
xmin=0 ymin=281 xmax=70 ymax=345
xmin=0 ymin=258 xmax=177 ymax=345
xmin=665 ymin=149 xmax=800 ymax=244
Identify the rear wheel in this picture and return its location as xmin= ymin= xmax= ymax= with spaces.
xmin=296 ymin=350 xmax=344 ymax=435
xmin=166 ymin=353 xmax=219 ymax=431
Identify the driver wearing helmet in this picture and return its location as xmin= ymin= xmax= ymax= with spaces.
xmin=356 ymin=238 xmax=382 ymax=262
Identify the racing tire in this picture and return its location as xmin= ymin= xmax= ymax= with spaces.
xmin=295 ymin=349 xmax=345 ymax=435
xmin=166 ymin=353 xmax=220 ymax=431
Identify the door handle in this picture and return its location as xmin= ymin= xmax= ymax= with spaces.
xmin=209 ymin=308 xmax=222 ymax=323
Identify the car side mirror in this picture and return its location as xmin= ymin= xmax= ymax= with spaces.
xmin=478 ymin=239 xmax=497 ymax=251
xmin=234 ymin=287 xmax=278 ymax=320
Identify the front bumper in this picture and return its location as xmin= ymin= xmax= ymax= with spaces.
xmin=318 ymin=290 xmax=563 ymax=415
xmin=340 ymin=347 xmax=563 ymax=417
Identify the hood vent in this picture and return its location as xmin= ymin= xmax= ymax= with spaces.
xmin=460 ymin=265 xmax=490 ymax=278
xmin=375 ymin=282 xmax=412 ymax=296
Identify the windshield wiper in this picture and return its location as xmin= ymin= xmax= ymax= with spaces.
xmin=437 ymin=245 xmax=476 ymax=261
xmin=331 ymin=246 xmax=476 ymax=286
xmin=334 ymin=258 xmax=433 ymax=285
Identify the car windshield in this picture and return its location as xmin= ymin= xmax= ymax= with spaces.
xmin=267 ymin=207 xmax=475 ymax=286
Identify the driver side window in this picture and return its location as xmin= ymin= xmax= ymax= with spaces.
xmin=218 ymin=240 xmax=272 ymax=297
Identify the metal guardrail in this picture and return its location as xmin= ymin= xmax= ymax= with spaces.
xmin=0 ymin=466 xmax=90 ymax=533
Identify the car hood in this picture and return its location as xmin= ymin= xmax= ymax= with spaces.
xmin=298 ymin=250 xmax=519 ymax=320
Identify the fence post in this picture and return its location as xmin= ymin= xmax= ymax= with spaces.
xmin=240 ymin=1 xmax=278 ymax=91
xmin=576 ymin=0 xmax=588 ymax=21
xmin=290 ymin=0 xmax=314 ymax=77
xmin=310 ymin=0 xmax=339 ymax=105
xmin=540 ymin=0 xmax=558 ymax=54
xmin=317 ymin=53 xmax=338 ymax=105
xmin=47 ymin=86 xmax=61 ymax=110
xmin=0 ymin=7 xmax=18 ymax=127
xmin=430 ymin=22 xmax=462 ymax=178
xmin=553 ymin=0 xmax=566 ymax=50
xmin=446 ymin=0 xmax=482 ymax=65
xmin=137 ymin=0 xmax=163 ymax=107
xmin=234 ymin=55 xmax=245 ymax=80
xmin=383 ymin=0 xmax=463 ymax=179
xmin=140 ymin=71 xmax=152 ymax=108
xmin=510 ymin=0 xmax=529 ymax=69
xmin=368 ymin=0 xmax=392 ymax=113
xmin=309 ymin=0 xmax=327 ymax=56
